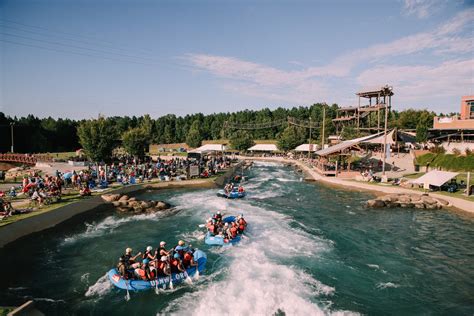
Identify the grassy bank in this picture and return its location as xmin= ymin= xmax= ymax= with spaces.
xmin=416 ymin=153 xmax=474 ymax=172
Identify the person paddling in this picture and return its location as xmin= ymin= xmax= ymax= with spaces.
xmin=123 ymin=248 xmax=142 ymax=269
xmin=170 ymin=253 xmax=186 ymax=273
xmin=158 ymin=241 xmax=170 ymax=257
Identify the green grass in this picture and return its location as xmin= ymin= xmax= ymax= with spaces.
xmin=416 ymin=153 xmax=474 ymax=172
xmin=40 ymin=151 xmax=76 ymax=160
xmin=0 ymin=307 xmax=15 ymax=316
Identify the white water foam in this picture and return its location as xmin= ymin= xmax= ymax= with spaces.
xmin=376 ymin=282 xmax=399 ymax=289
xmin=62 ymin=212 xmax=171 ymax=245
xmin=160 ymin=189 xmax=348 ymax=315
xmin=85 ymin=273 xmax=112 ymax=297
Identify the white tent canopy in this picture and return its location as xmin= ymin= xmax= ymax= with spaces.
xmin=294 ymin=144 xmax=319 ymax=152
xmin=248 ymin=144 xmax=278 ymax=152
xmin=189 ymin=144 xmax=227 ymax=154
xmin=362 ymin=129 xmax=396 ymax=145
xmin=315 ymin=132 xmax=384 ymax=156
xmin=410 ymin=170 xmax=459 ymax=187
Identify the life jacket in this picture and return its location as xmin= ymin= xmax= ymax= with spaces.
xmin=230 ymin=226 xmax=237 ymax=238
xmin=170 ymin=259 xmax=181 ymax=272
xmin=183 ymin=253 xmax=192 ymax=268
xmin=135 ymin=268 xmax=147 ymax=280
xmin=208 ymin=224 xmax=215 ymax=234
xmin=143 ymin=250 xmax=151 ymax=259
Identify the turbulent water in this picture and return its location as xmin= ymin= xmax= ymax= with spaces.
xmin=1 ymin=162 xmax=473 ymax=315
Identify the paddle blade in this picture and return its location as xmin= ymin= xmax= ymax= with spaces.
xmin=194 ymin=269 xmax=200 ymax=280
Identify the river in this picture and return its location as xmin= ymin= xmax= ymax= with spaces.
xmin=1 ymin=161 xmax=473 ymax=315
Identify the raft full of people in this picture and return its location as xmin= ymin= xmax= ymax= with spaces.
xmin=217 ymin=183 xmax=246 ymax=199
xmin=204 ymin=212 xmax=248 ymax=246
xmin=108 ymin=240 xmax=207 ymax=291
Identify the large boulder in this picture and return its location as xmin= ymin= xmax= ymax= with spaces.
xmin=421 ymin=196 xmax=437 ymax=205
xmin=101 ymin=194 xmax=121 ymax=202
xmin=367 ymin=199 xmax=385 ymax=208
xmin=398 ymin=195 xmax=411 ymax=203
xmin=434 ymin=197 xmax=449 ymax=206
xmin=119 ymin=195 xmax=130 ymax=202
xmin=156 ymin=201 xmax=171 ymax=210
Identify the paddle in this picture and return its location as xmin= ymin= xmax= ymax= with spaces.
xmin=183 ymin=269 xmax=193 ymax=285
xmin=194 ymin=265 xmax=200 ymax=280
xmin=169 ymin=273 xmax=174 ymax=290
xmin=154 ymin=271 xmax=160 ymax=295
xmin=198 ymin=224 xmax=205 ymax=228
xmin=124 ymin=279 xmax=131 ymax=301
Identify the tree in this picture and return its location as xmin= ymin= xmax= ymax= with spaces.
xmin=77 ymin=117 xmax=118 ymax=161
xmin=277 ymin=125 xmax=306 ymax=151
xmin=416 ymin=112 xmax=433 ymax=143
xmin=186 ymin=120 xmax=203 ymax=148
xmin=122 ymin=127 xmax=148 ymax=158
xmin=230 ymin=131 xmax=254 ymax=151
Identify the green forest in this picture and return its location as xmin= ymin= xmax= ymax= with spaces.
xmin=1 ymin=104 xmax=438 ymax=157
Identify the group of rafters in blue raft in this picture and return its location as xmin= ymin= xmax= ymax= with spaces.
xmin=108 ymin=190 xmax=248 ymax=294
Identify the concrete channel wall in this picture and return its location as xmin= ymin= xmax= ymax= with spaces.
xmin=214 ymin=161 xmax=244 ymax=186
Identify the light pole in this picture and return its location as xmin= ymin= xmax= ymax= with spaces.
xmin=10 ymin=122 xmax=15 ymax=153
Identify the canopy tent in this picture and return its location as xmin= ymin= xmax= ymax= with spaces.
xmin=248 ymin=144 xmax=278 ymax=152
xmin=315 ymin=132 xmax=384 ymax=156
xmin=362 ymin=129 xmax=396 ymax=145
xmin=410 ymin=170 xmax=459 ymax=188
xmin=294 ymin=144 xmax=320 ymax=152
xmin=188 ymin=144 xmax=227 ymax=154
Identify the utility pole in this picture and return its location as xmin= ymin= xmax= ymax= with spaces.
xmin=321 ymin=106 xmax=326 ymax=149
xmin=382 ymin=96 xmax=390 ymax=177
xmin=308 ymin=117 xmax=312 ymax=159
xmin=10 ymin=122 xmax=15 ymax=153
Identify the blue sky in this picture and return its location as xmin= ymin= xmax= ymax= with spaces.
xmin=1 ymin=0 xmax=473 ymax=119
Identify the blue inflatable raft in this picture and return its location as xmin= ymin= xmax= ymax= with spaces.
xmin=204 ymin=216 xmax=242 ymax=246
xmin=108 ymin=249 xmax=207 ymax=291
xmin=217 ymin=189 xmax=246 ymax=199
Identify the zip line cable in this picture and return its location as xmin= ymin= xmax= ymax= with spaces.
xmin=0 ymin=39 xmax=157 ymax=66
xmin=224 ymin=116 xmax=322 ymax=130
xmin=0 ymin=23 xmax=155 ymax=58
xmin=0 ymin=32 xmax=158 ymax=62
xmin=0 ymin=18 xmax=155 ymax=56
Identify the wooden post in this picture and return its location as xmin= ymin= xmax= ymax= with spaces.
xmin=357 ymin=96 xmax=360 ymax=130
xmin=466 ymin=172 xmax=471 ymax=196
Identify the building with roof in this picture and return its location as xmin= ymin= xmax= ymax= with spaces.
xmin=429 ymin=95 xmax=474 ymax=154
xmin=248 ymin=144 xmax=278 ymax=152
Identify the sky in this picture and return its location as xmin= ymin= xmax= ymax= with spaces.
xmin=0 ymin=0 xmax=473 ymax=119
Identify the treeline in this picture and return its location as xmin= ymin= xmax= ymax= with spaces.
xmin=0 ymin=105 xmax=437 ymax=154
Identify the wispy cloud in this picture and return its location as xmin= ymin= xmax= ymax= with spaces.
xmin=357 ymin=59 xmax=474 ymax=102
xmin=183 ymin=9 xmax=474 ymax=107
xmin=402 ymin=0 xmax=448 ymax=19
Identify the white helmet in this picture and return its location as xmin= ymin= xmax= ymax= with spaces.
xmin=224 ymin=223 xmax=228 ymax=227
xmin=160 ymin=241 xmax=166 ymax=246
xmin=217 ymin=211 xmax=221 ymax=215
xmin=125 ymin=248 xmax=132 ymax=254
xmin=146 ymin=246 xmax=153 ymax=252
xmin=161 ymin=256 xmax=168 ymax=261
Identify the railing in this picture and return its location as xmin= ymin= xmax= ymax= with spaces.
xmin=0 ymin=153 xmax=37 ymax=165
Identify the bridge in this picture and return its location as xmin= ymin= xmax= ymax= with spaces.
xmin=0 ymin=153 xmax=51 ymax=166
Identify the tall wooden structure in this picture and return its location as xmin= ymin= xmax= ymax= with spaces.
xmin=333 ymin=85 xmax=393 ymax=134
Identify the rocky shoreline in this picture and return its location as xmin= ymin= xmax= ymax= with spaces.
xmin=366 ymin=193 xmax=450 ymax=209
xmin=101 ymin=193 xmax=172 ymax=214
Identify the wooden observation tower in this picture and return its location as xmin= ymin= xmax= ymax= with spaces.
xmin=333 ymin=85 xmax=393 ymax=134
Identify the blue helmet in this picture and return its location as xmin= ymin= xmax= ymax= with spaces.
xmin=174 ymin=253 xmax=180 ymax=259
xmin=143 ymin=259 xmax=150 ymax=265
